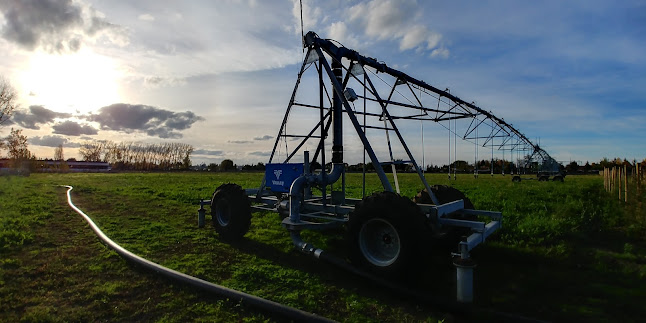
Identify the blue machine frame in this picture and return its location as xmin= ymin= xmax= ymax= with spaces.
xmin=201 ymin=31 xmax=565 ymax=303
xmin=229 ymin=32 xmax=514 ymax=302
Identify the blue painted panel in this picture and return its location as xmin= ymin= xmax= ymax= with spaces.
xmin=265 ymin=163 xmax=304 ymax=193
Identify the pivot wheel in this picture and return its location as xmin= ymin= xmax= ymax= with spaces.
xmin=347 ymin=191 xmax=427 ymax=277
xmin=413 ymin=185 xmax=475 ymax=239
xmin=413 ymin=185 xmax=474 ymax=209
xmin=211 ymin=183 xmax=251 ymax=240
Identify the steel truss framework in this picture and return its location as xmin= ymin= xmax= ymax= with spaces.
xmin=268 ymin=31 xmax=559 ymax=192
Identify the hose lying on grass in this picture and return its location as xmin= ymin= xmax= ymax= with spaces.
xmin=62 ymin=185 xmax=334 ymax=323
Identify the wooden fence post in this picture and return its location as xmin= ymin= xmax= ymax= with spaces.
xmin=612 ymin=166 xmax=617 ymax=196
xmin=604 ymin=168 xmax=607 ymax=191
xmin=625 ymin=164 xmax=628 ymax=202
xmin=617 ymin=167 xmax=621 ymax=201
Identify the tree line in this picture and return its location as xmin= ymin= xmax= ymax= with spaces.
xmin=79 ymin=140 xmax=194 ymax=170
xmin=207 ymin=157 xmax=646 ymax=175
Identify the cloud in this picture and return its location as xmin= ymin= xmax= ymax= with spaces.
xmin=346 ymin=0 xmax=443 ymax=52
xmin=430 ymin=47 xmax=450 ymax=59
xmin=194 ymin=149 xmax=224 ymax=156
xmin=0 ymin=0 xmax=128 ymax=52
xmin=399 ymin=25 xmax=440 ymax=51
xmin=224 ymin=135 xmax=273 ymax=144
xmin=52 ymin=120 xmax=99 ymax=136
xmin=11 ymin=105 xmax=72 ymax=129
xmin=138 ymin=14 xmax=155 ymax=21
xmin=144 ymin=76 xmax=187 ymax=88
xmin=253 ymin=135 xmax=274 ymax=141
xmin=326 ymin=21 xmax=360 ymax=48
xmin=29 ymin=135 xmax=80 ymax=148
xmin=86 ymin=103 xmax=204 ymax=139
xmin=248 ymin=151 xmax=270 ymax=156
xmin=301 ymin=0 xmax=445 ymax=54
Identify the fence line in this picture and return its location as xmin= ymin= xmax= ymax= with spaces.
xmin=604 ymin=164 xmax=644 ymax=203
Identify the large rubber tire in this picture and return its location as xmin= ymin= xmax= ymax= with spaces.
xmin=211 ymin=183 xmax=251 ymax=240
xmin=552 ymin=175 xmax=564 ymax=182
xmin=413 ymin=185 xmax=474 ymax=209
xmin=413 ymin=185 xmax=475 ymax=239
xmin=347 ymin=191 xmax=428 ymax=277
xmin=512 ymin=176 xmax=521 ymax=182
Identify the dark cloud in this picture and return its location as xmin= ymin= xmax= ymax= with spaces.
xmin=52 ymin=120 xmax=98 ymax=136
xmin=194 ymin=149 xmax=224 ymax=156
xmin=29 ymin=135 xmax=80 ymax=148
xmin=228 ymin=135 xmax=273 ymax=144
xmin=253 ymin=135 xmax=273 ymax=141
xmin=145 ymin=128 xmax=182 ymax=139
xmin=0 ymin=0 xmax=127 ymax=52
xmin=249 ymin=151 xmax=270 ymax=156
xmin=11 ymin=105 xmax=72 ymax=129
xmin=86 ymin=103 xmax=204 ymax=139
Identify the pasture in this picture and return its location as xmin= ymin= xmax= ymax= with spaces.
xmin=1 ymin=172 xmax=644 ymax=322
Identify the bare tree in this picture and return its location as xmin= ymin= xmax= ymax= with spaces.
xmin=54 ymin=144 xmax=64 ymax=161
xmin=182 ymin=144 xmax=194 ymax=169
xmin=79 ymin=141 xmax=105 ymax=161
xmin=78 ymin=140 xmax=195 ymax=170
xmin=0 ymin=76 xmax=18 ymax=126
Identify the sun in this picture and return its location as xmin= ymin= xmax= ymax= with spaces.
xmin=19 ymin=49 xmax=121 ymax=114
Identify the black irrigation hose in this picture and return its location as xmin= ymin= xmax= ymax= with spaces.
xmin=62 ymin=186 xmax=335 ymax=323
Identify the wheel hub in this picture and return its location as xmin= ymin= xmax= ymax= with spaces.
xmin=358 ymin=218 xmax=401 ymax=267
xmin=216 ymin=204 xmax=230 ymax=226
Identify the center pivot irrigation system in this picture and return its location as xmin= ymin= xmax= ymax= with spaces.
xmin=199 ymin=31 xmax=559 ymax=303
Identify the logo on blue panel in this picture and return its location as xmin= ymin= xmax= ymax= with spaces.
xmin=272 ymin=169 xmax=284 ymax=187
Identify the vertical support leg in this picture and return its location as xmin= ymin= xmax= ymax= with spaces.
xmin=454 ymin=243 xmax=476 ymax=303
xmin=198 ymin=200 xmax=207 ymax=228
xmin=454 ymin=258 xmax=476 ymax=303
xmin=304 ymin=151 xmax=312 ymax=200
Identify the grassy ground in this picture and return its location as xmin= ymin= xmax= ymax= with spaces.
xmin=1 ymin=172 xmax=644 ymax=322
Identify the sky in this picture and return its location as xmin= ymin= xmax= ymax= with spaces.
xmin=0 ymin=0 xmax=644 ymax=167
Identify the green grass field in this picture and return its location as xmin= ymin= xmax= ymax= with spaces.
xmin=1 ymin=172 xmax=645 ymax=322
